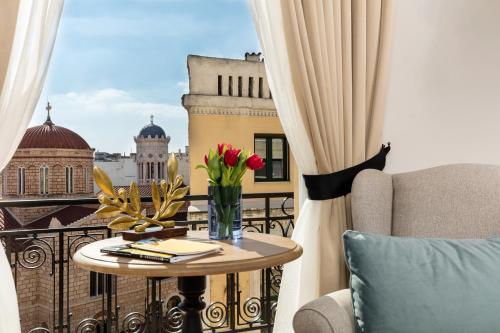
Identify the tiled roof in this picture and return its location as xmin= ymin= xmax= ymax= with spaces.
xmin=111 ymin=184 xmax=158 ymax=197
xmin=18 ymin=121 xmax=91 ymax=150
xmin=0 ymin=206 xmax=96 ymax=231
xmin=26 ymin=205 xmax=96 ymax=229
xmin=0 ymin=208 xmax=22 ymax=230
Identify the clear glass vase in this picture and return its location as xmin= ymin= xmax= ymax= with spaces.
xmin=208 ymin=185 xmax=242 ymax=240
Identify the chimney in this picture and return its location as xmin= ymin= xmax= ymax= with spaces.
xmin=244 ymin=52 xmax=262 ymax=62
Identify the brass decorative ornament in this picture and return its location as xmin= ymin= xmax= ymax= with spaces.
xmin=94 ymin=153 xmax=189 ymax=232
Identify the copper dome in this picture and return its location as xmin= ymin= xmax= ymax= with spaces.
xmin=18 ymin=119 xmax=91 ymax=150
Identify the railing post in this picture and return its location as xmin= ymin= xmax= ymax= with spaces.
xmin=264 ymin=196 xmax=272 ymax=331
xmin=58 ymin=231 xmax=64 ymax=333
xmin=265 ymin=197 xmax=271 ymax=234
xmin=228 ymin=273 xmax=236 ymax=330
xmin=105 ymin=229 xmax=113 ymax=333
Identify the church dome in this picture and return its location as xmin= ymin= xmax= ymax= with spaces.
xmin=138 ymin=116 xmax=167 ymax=139
xmin=18 ymin=103 xmax=91 ymax=150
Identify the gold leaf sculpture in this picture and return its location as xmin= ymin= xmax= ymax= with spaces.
xmin=94 ymin=153 xmax=189 ymax=232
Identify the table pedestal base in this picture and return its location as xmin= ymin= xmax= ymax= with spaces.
xmin=178 ymin=276 xmax=206 ymax=333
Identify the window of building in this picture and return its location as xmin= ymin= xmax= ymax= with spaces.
xmin=150 ymin=162 xmax=155 ymax=179
xmin=17 ymin=167 xmax=25 ymax=195
xmin=248 ymin=77 xmax=254 ymax=97
xmin=258 ymin=77 xmax=263 ymax=98
xmin=217 ymin=75 xmax=223 ymax=96
xmin=65 ymin=166 xmax=74 ymax=193
xmin=228 ymin=76 xmax=233 ymax=96
xmin=89 ymin=272 xmax=115 ymax=297
xmin=158 ymin=162 xmax=162 ymax=180
xmin=40 ymin=166 xmax=49 ymax=194
xmin=238 ymin=76 xmax=243 ymax=97
xmin=254 ymin=135 xmax=289 ymax=182
xmin=146 ymin=162 xmax=150 ymax=179
xmin=84 ymin=167 xmax=90 ymax=193
xmin=89 ymin=271 xmax=102 ymax=297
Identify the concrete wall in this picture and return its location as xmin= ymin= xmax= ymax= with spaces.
xmin=94 ymin=157 xmax=137 ymax=188
xmin=187 ymin=54 xmax=271 ymax=98
xmin=383 ymin=0 xmax=500 ymax=173
xmin=174 ymin=148 xmax=190 ymax=185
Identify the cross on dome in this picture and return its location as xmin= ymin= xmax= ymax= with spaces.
xmin=150 ymin=114 xmax=154 ymax=124
xmin=45 ymin=102 xmax=54 ymax=126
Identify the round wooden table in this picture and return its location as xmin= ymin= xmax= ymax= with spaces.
xmin=73 ymin=231 xmax=302 ymax=333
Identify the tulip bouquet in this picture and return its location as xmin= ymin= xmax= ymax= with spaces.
xmin=197 ymin=143 xmax=265 ymax=239
xmin=197 ymin=143 xmax=265 ymax=186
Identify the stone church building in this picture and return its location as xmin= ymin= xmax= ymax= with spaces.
xmin=0 ymin=104 xmax=181 ymax=332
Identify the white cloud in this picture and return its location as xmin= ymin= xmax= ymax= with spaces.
xmin=49 ymin=88 xmax=185 ymax=118
xmin=32 ymin=89 xmax=188 ymax=153
xmin=62 ymin=15 xmax=204 ymax=39
xmin=176 ymin=81 xmax=189 ymax=94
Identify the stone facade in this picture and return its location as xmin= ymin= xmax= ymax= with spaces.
xmin=2 ymin=148 xmax=94 ymax=199
xmin=134 ymin=116 xmax=171 ymax=185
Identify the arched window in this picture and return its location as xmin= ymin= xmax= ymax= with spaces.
xmin=65 ymin=166 xmax=74 ymax=193
xmin=157 ymin=162 xmax=161 ymax=180
xmin=40 ymin=166 xmax=49 ymax=194
xmin=17 ymin=167 xmax=25 ymax=195
xmin=150 ymin=162 xmax=155 ymax=179
xmin=84 ymin=166 xmax=90 ymax=193
xmin=146 ymin=162 xmax=150 ymax=179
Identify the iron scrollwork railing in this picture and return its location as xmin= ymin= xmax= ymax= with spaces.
xmin=0 ymin=192 xmax=294 ymax=333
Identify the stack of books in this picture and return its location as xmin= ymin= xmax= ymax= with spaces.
xmin=101 ymin=238 xmax=222 ymax=263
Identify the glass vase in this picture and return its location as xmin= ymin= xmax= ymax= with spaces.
xmin=208 ymin=185 xmax=242 ymax=240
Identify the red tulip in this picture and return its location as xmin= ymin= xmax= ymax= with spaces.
xmin=246 ymin=154 xmax=265 ymax=170
xmin=217 ymin=143 xmax=226 ymax=155
xmin=224 ymin=149 xmax=241 ymax=167
xmin=204 ymin=155 xmax=208 ymax=165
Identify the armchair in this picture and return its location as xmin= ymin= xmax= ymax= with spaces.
xmin=293 ymin=164 xmax=500 ymax=332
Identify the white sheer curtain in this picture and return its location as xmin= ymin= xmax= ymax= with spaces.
xmin=0 ymin=0 xmax=64 ymax=170
xmin=250 ymin=1 xmax=394 ymax=332
xmin=0 ymin=1 xmax=64 ymax=331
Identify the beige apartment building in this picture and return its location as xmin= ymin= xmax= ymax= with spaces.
xmin=182 ymin=53 xmax=296 ymax=196
xmin=182 ymin=53 xmax=296 ymax=316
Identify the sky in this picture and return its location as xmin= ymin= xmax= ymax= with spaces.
xmin=31 ymin=0 xmax=261 ymax=154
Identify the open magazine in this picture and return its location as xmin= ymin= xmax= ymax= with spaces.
xmin=101 ymin=238 xmax=222 ymax=263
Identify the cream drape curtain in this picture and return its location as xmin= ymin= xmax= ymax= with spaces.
xmin=250 ymin=1 xmax=394 ymax=331
xmin=0 ymin=1 xmax=64 ymax=331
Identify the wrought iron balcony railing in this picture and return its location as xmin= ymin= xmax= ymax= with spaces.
xmin=0 ymin=192 xmax=294 ymax=333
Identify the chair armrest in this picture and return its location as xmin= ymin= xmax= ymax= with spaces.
xmin=293 ymin=289 xmax=354 ymax=333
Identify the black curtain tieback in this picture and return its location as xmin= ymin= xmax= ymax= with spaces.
xmin=303 ymin=143 xmax=391 ymax=201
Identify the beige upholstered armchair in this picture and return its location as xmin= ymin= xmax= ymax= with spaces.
xmin=293 ymin=164 xmax=500 ymax=332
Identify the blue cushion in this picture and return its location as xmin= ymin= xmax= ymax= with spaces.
xmin=343 ymin=230 xmax=500 ymax=333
